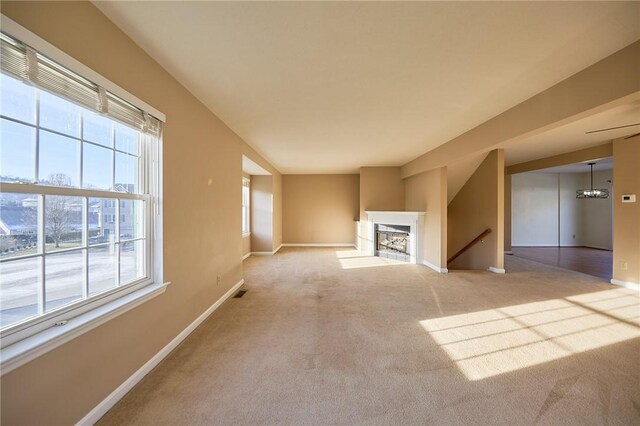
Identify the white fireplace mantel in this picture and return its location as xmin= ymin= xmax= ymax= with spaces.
xmin=365 ymin=211 xmax=425 ymax=263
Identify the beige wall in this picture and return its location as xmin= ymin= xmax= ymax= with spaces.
xmin=448 ymin=149 xmax=504 ymax=270
xmin=250 ymin=175 xmax=275 ymax=253
xmin=359 ymin=167 xmax=405 ymax=217
xmin=404 ymin=167 xmax=448 ymax=270
xmin=358 ymin=167 xmax=405 ymax=251
xmin=402 ymin=42 xmax=639 ymax=178
xmin=0 ymin=2 xmax=280 ymax=424
xmin=612 ymin=137 xmax=640 ymax=285
xmin=242 ymin=235 xmax=251 ymax=257
xmin=283 ymin=175 xmax=359 ymax=244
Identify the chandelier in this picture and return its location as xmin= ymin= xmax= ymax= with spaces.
xmin=576 ymin=162 xmax=609 ymax=199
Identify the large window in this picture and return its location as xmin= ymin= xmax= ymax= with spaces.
xmin=242 ymin=178 xmax=250 ymax=235
xmin=0 ymin=32 xmax=163 ymax=344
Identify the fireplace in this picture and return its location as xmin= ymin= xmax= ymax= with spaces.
xmin=375 ymin=224 xmax=410 ymax=261
xmin=363 ymin=211 xmax=425 ymax=264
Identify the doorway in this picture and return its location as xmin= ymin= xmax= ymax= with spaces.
xmin=510 ymin=159 xmax=613 ymax=279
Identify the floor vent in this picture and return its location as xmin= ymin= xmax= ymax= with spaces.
xmin=234 ymin=290 xmax=247 ymax=298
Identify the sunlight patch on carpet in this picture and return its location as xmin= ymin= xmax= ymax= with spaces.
xmin=335 ymin=249 xmax=407 ymax=269
xmin=420 ymin=288 xmax=640 ymax=380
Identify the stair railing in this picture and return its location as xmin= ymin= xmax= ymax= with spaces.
xmin=447 ymin=228 xmax=492 ymax=264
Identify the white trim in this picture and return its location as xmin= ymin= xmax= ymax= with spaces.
xmin=421 ymin=259 xmax=448 ymax=274
xmin=582 ymin=245 xmax=613 ymax=251
xmin=75 ymin=279 xmax=245 ymax=426
xmin=511 ymin=244 xmax=561 ymax=247
xmin=1 ymin=282 xmax=170 ymax=376
xmin=489 ymin=267 xmax=506 ymax=274
xmin=242 ymin=232 xmax=251 ymax=238
xmin=610 ymin=279 xmax=640 ymax=291
xmin=0 ymin=15 xmax=166 ymax=122
xmin=251 ymin=244 xmax=282 ymax=256
xmin=242 ymin=252 xmax=251 ymax=260
xmin=365 ymin=211 xmax=426 ymax=215
xmin=281 ymin=243 xmax=357 ymax=248
xmin=511 ymin=244 xmax=612 ymax=250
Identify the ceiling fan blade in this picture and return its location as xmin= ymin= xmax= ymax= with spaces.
xmin=624 ymin=132 xmax=640 ymax=140
xmin=586 ymin=122 xmax=640 ymax=134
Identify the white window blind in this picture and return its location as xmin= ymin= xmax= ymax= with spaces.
xmin=0 ymin=32 xmax=161 ymax=137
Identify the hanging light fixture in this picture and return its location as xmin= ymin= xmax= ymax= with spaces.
xmin=576 ymin=162 xmax=609 ymax=199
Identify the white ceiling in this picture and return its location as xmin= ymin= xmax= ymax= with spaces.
xmin=531 ymin=157 xmax=613 ymax=174
xmin=243 ymin=155 xmax=271 ymax=176
xmin=94 ymin=1 xmax=640 ymax=174
xmin=501 ymin=101 xmax=640 ymax=166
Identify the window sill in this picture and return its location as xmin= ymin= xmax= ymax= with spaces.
xmin=242 ymin=232 xmax=251 ymax=238
xmin=0 ymin=281 xmax=170 ymax=376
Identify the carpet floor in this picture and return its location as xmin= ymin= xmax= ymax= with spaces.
xmin=99 ymin=248 xmax=640 ymax=425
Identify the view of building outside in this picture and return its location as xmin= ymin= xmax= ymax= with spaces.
xmin=0 ymin=189 xmax=145 ymax=328
xmin=0 ymin=72 xmax=147 ymax=329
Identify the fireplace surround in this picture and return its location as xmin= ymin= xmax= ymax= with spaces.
xmin=365 ymin=211 xmax=425 ymax=264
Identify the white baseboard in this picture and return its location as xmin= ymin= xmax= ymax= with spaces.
xmin=489 ymin=266 xmax=506 ymax=274
xmin=242 ymin=252 xmax=251 ymax=260
xmin=583 ymin=245 xmax=612 ymax=251
xmin=281 ymin=243 xmax=357 ymax=248
xmin=250 ymin=251 xmax=273 ymax=256
xmin=511 ymin=244 xmax=613 ymax=251
xmin=610 ymin=279 xmax=640 ymax=291
xmin=421 ymin=259 xmax=448 ymax=273
xmin=76 ymin=279 xmax=245 ymax=426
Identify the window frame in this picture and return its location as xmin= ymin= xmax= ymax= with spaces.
xmin=0 ymin=15 xmax=166 ymax=356
xmin=0 ymin=111 xmax=156 ymax=346
xmin=242 ymin=177 xmax=250 ymax=236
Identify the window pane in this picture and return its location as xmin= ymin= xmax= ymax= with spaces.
xmin=83 ymin=111 xmax=113 ymax=147
xmin=83 ymin=143 xmax=113 ymax=190
xmin=115 ymin=152 xmax=139 ymax=193
xmin=39 ymin=130 xmax=80 ymax=187
xmin=1 ymin=118 xmax=36 ymax=183
xmin=242 ymin=207 xmax=248 ymax=233
xmin=88 ymin=197 xmax=116 ymax=246
xmin=115 ymin=123 xmax=139 ymax=155
xmin=39 ymin=91 xmax=80 ymax=137
xmin=0 ymin=193 xmax=40 ymax=259
xmin=45 ymin=249 xmax=84 ymax=312
xmin=0 ymin=73 xmax=36 ymax=124
xmin=0 ymin=256 xmax=41 ymax=328
xmin=120 ymin=199 xmax=144 ymax=240
xmin=89 ymin=245 xmax=117 ymax=296
xmin=120 ymin=240 xmax=145 ymax=285
xmin=45 ymin=195 xmax=83 ymax=252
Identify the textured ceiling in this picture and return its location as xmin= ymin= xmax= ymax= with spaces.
xmin=95 ymin=1 xmax=640 ymax=173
